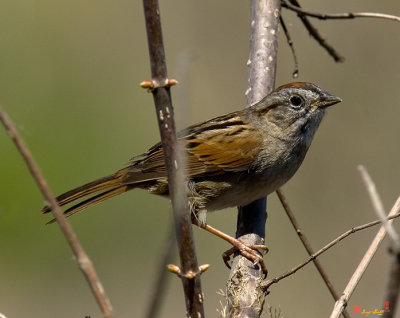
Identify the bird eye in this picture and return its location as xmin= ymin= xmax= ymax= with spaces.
xmin=289 ymin=95 xmax=303 ymax=107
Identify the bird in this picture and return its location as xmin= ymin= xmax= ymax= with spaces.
xmin=42 ymin=82 xmax=341 ymax=273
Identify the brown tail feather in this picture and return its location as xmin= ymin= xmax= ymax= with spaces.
xmin=41 ymin=167 xmax=129 ymax=214
xmin=46 ymin=185 xmax=133 ymax=224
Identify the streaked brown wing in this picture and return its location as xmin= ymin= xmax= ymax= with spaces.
xmin=122 ymin=111 xmax=262 ymax=184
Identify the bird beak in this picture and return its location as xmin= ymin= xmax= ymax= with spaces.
xmin=317 ymin=91 xmax=342 ymax=108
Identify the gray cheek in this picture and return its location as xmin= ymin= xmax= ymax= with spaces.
xmin=303 ymin=109 xmax=326 ymax=145
xmin=290 ymin=115 xmax=308 ymax=133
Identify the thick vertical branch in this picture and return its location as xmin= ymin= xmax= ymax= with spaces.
xmin=142 ymin=1 xmax=205 ymax=317
xmin=227 ymin=1 xmax=280 ymax=317
xmin=246 ymin=0 xmax=279 ymax=104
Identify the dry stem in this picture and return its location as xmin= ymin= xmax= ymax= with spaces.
xmin=358 ymin=165 xmax=400 ymax=318
xmin=0 ymin=106 xmax=114 ymax=318
xmin=358 ymin=165 xmax=400 ymax=249
xmin=144 ymin=221 xmax=176 ymax=318
xmin=283 ymin=1 xmax=400 ymax=23
xmin=276 ymin=189 xmax=350 ymax=318
xmin=263 ymin=208 xmax=400 ymax=290
xmin=329 ymin=196 xmax=400 ymax=318
xmin=286 ymin=0 xmax=344 ymax=62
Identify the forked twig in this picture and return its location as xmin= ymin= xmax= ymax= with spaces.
xmin=329 ymin=196 xmax=400 ymax=318
xmin=0 ymin=106 xmax=114 ymax=318
xmin=358 ymin=165 xmax=400 ymax=318
xmin=285 ymin=0 xmax=344 ymax=62
xmin=276 ymin=189 xmax=350 ymax=318
xmin=283 ymin=1 xmax=400 ymax=23
xmin=358 ymin=165 xmax=400 ymax=249
xmin=263 ymin=207 xmax=400 ymax=290
xmin=283 ymin=0 xmax=400 ymax=63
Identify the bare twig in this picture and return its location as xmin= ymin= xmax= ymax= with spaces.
xmin=279 ymin=16 xmax=299 ymax=78
xmin=275 ymin=189 xmax=351 ymax=318
xmin=0 ymin=106 xmax=114 ymax=318
xmin=330 ymin=196 xmax=400 ymax=318
xmin=285 ymin=0 xmax=344 ymax=62
xmin=263 ymin=207 xmax=400 ymax=290
xmin=283 ymin=0 xmax=400 ymax=23
xmin=357 ymin=165 xmax=400 ymax=318
xmin=358 ymin=165 xmax=400 ymax=249
xmin=142 ymin=1 xmax=204 ymax=316
xmin=144 ymin=221 xmax=176 ymax=318
xmin=227 ymin=1 xmax=281 ymax=317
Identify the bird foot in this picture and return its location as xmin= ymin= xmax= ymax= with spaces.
xmin=193 ymin=219 xmax=269 ymax=276
xmin=222 ymin=242 xmax=268 ymax=276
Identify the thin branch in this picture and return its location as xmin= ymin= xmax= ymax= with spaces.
xmin=279 ymin=16 xmax=299 ymax=78
xmin=144 ymin=221 xmax=176 ymax=318
xmin=358 ymin=165 xmax=400 ymax=249
xmin=263 ymin=205 xmax=400 ymax=290
xmin=275 ymin=189 xmax=351 ymax=318
xmin=0 ymin=106 xmax=114 ymax=318
xmin=357 ymin=165 xmax=400 ymax=318
xmin=283 ymin=0 xmax=400 ymax=23
xmin=142 ymin=1 xmax=205 ymax=316
xmin=330 ymin=196 xmax=400 ymax=318
xmin=285 ymin=0 xmax=344 ymax=62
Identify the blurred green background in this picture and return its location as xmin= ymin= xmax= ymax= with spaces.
xmin=1 ymin=0 xmax=399 ymax=317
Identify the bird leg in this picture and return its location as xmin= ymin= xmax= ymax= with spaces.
xmin=191 ymin=217 xmax=269 ymax=275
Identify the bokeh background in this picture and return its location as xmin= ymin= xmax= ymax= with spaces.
xmin=1 ymin=0 xmax=399 ymax=317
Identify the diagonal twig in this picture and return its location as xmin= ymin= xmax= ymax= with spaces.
xmin=144 ymin=221 xmax=176 ymax=318
xmin=0 ymin=106 xmax=114 ymax=318
xmin=283 ymin=1 xmax=400 ymax=23
xmin=279 ymin=16 xmax=299 ymax=78
xmin=358 ymin=165 xmax=400 ymax=318
xmin=276 ymin=189 xmax=351 ymax=318
xmin=142 ymin=0 xmax=205 ymax=316
xmin=284 ymin=0 xmax=344 ymax=62
xmin=358 ymin=165 xmax=400 ymax=249
xmin=263 ymin=206 xmax=400 ymax=290
xmin=330 ymin=196 xmax=400 ymax=318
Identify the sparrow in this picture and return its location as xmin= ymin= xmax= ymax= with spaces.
xmin=42 ymin=82 xmax=341 ymax=273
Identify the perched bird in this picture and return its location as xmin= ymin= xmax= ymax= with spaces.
xmin=42 ymin=82 xmax=341 ymax=272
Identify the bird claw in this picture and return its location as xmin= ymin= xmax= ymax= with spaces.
xmin=222 ymin=242 xmax=269 ymax=276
